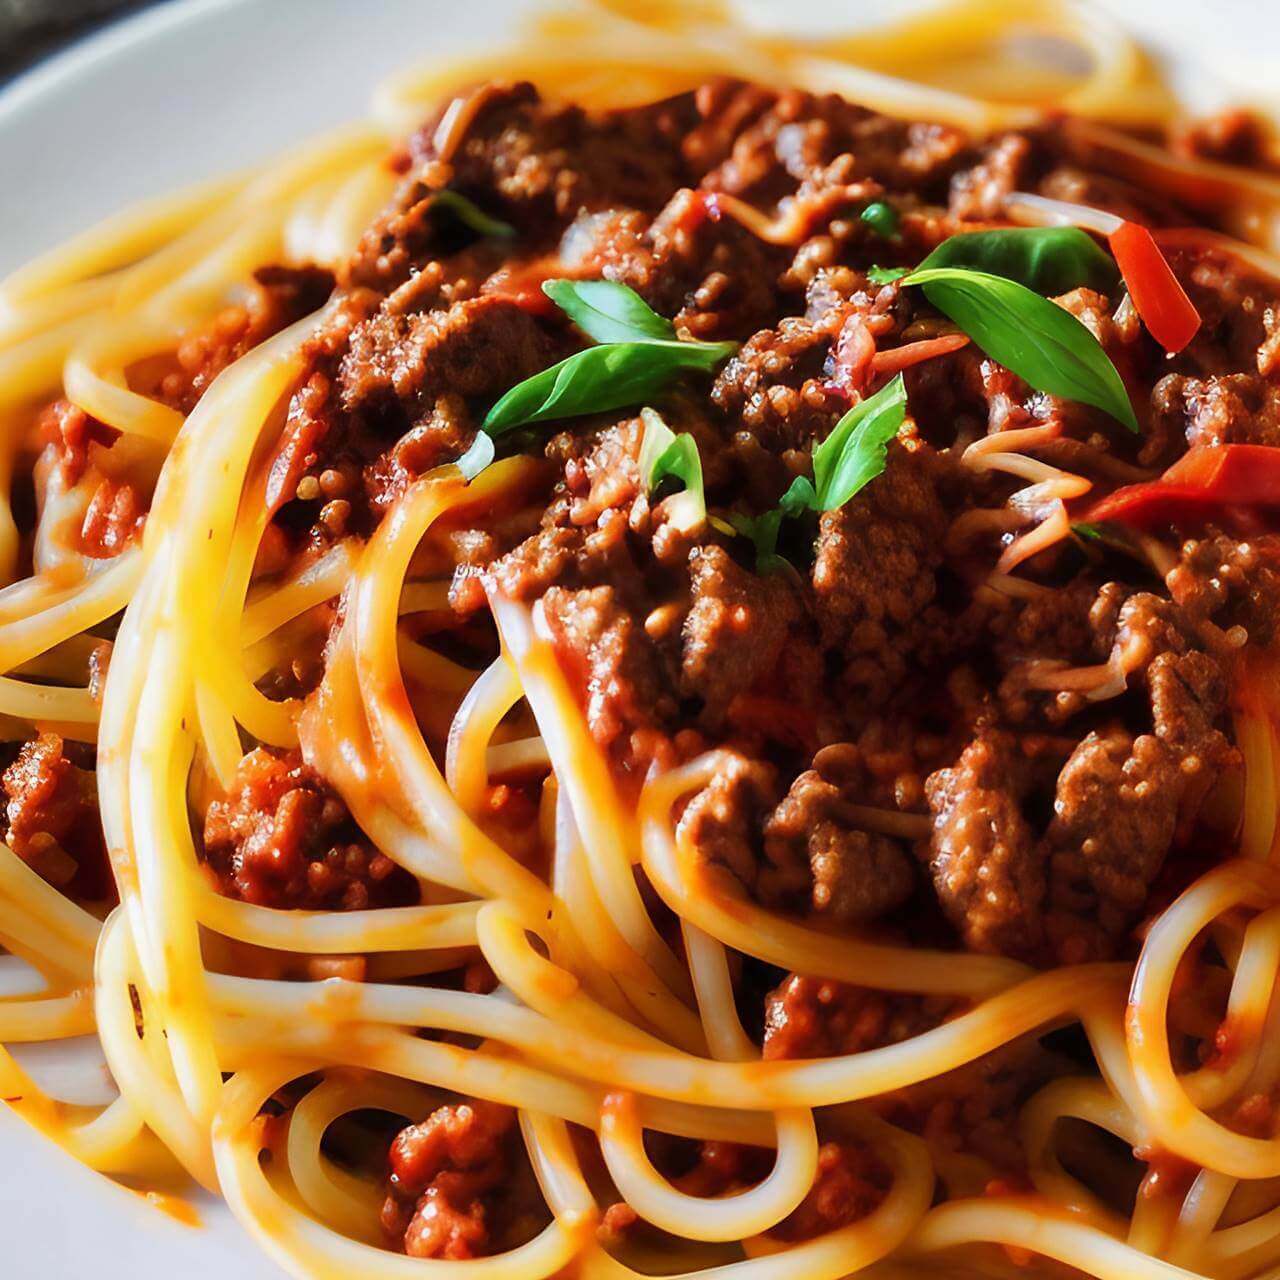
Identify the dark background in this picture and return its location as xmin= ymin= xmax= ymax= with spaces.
xmin=1 ymin=0 xmax=161 ymax=84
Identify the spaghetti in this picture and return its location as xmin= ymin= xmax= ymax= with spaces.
xmin=3 ymin=2 xmax=1280 ymax=1277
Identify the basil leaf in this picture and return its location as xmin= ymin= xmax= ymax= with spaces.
xmin=1071 ymin=521 xmax=1106 ymax=543
xmin=807 ymin=373 xmax=909 ymax=510
xmin=484 ymin=339 xmax=736 ymax=434
xmin=901 ymin=267 xmax=1138 ymax=433
xmin=639 ymin=407 xmax=705 ymax=530
xmin=542 ymin=279 xmax=675 ymax=344
xmin=860 ymin=201 xmax=899 ymax=238
xmin=868 ymin=265 xmax=910 ymax=285
xmin=431 ymin=190 xmax=516 ymax=239
xmin=455 ymin=430 xmax=495 ymax=481
xmin=779 ymin=475 xmax=817 ymax=517
xmin=916 ymin=227 xmax=1119 ymax=296
xmin=728 ymin=509 xmax=784 ymax=566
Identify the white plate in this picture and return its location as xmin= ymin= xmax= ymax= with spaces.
xmin=0 ymin=0 xmax=1275 ymax=1275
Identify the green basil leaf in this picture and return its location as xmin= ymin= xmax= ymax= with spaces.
xmin=860 ymin=201 xmax=900 ymax=238
xmin=728 ymin=508 xmax=784 ymax=565
xmin=868 ymin=265 xmax=910 ymax=285
xmin=1071 ymin=521 xmax=1106 ymax=543
xmin=916 ymin=227 xmax=1119 ymax=296
xmin=455 ymin=430 xmax=495 ymax=481
xmin=484 ymin=339 xmax=736 ymax=434
xmin=431 ymin=190 xmax=516 ymax=239
xmin=542 ymin=279 xmax=675 ymax=343
xmin=639 ymin=407 xmax=705 ymax=530
xmin=809 ymin=373 xmax=909 ymax=510
xmin=901 ymin=267 xmax=1138 ymax=433
xmin=779 ymin=475 xmax=817 ymax=517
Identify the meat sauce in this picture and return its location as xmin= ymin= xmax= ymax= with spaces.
xmin=16 ymin=76 xmax=1280 ymax=1259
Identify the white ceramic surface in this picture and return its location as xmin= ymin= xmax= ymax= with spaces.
xmin=0 ymin=1 xmax=1275 ymax=1275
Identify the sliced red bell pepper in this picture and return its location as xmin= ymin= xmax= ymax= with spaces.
xmin=1109 ymin=220 xmax=1201 ymax=354
xmin=1081 ymin=444 xmax=1280 ymax=530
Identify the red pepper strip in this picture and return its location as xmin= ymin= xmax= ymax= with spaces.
xmin=1109 ymin=220 xmax=1201 ymax=354
xmin=1081 ymin=444 xmax=1280 ymax=529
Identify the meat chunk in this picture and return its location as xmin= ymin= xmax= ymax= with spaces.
xmin=710 ymin=313 xmax=847 ymax=451
xmin=1154 ymin=372 xmax=1280 ymax=448
xmin=677 ymin=753 xmax=777 ymax=892
xmin=1043 ymin=730 xmax=1179 ymax=964
xmin=382 ymin=1100 xmax=540 ymax=1260
xmin=541 ymin=585 xmax=675 ymax=750
xmin=764 ymin=768 xmax=915 ymax=925
xmin=157 ymin=264 xmax=334 ymax=413
xmin=80 ymin=476 xmax=145 ymax=558
xmin=339 ymin=295 xmax=559 ymax=421
xmin=202 ymin=748 xmax=417 ymax=909
xmin=770 ymin=1141 xmax=890 ymax=1242
xmin=1167 ymin=533 xmax=1280 ymax=647
xmin=763 ymin=975 xmax=954 ymax=1060
xmin=681 ymin=546 xmax=800 ymax=724
xmin=1148 ymin=650 xmax=1229 ymax=761
xmin=812 ymin=443 xmax=947 ymax=691
xmin=924 ymin=732 xmax=1042 ymax=959
xmin=2 ymin=734 xmax=108 ymax=897
xmin=949 ymin=133 xmax=1034 ymax=222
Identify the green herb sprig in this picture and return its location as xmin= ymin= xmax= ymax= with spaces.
xmin=729 ymin=374 xmax=909 ymax=568
xmin=430 ymin=190 xmax=517 ymax=239
xmin=865 ymin=227 xmax=1136 ymax=432
xmin=481 ymin=281 xmax=737 ymax=436
xmin=638 ymin=408 xmax=706 ymax=532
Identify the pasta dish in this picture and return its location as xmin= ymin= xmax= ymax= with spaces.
xmin=5 ymin=1 xmax=1280 ymax=1276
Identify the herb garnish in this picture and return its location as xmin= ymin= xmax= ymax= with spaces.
xmin=900 ymin=266 xmax=1137 ymax=432
xmin=430 ymin=190 xmax=517 ymax=240
xmin=638 ymin=408 xmax=706 ymax=531
xmin=860 ymin=201 xmax=900 ymax=239
xmin=866 ymin=228 xmax=1137 ymax=432
xmin=913 ymin=227 xmax=1119 ymax=296
xmin=542 ymin=278 xmax=677 ymax=343
xmin=728 ymin=375 xmax=910 ymax=569
xmin=868 ymin=265 xmax=910 ymax=285
xmin=455 ymin=430 xmax=495 ymax=481
xmin=780 ymin=373 xmax=909 ymax=514
xmin=481 ymin=281 xmax=737 ymax=436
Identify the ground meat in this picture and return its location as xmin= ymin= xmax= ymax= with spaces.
xmin=763 ymin=768 xmax=915 ymax=925
xmin=79 ymin=475 xmax=145 ymax=557
xmin=878 ymin=1035 xmax=1059 ymax=1178
xmin=813 ymin=443 xmax=947 ymax=693
xmin=1043 ymin=730 xmax=1180 ymax=964
xmin=770 ymin=1140 xmax=890 ymax=1241
xmin=541 ymin=584 xmax=676 ymax=751
xmin=202 ymin=748 xmax=417 ymax=909
xmin=1147 ymin=650 xmax=1229 ymax=759
xmin=157 ymin=265 xmax=334 ymax=413
xmin=1 ymin=734 xmax=109 ymax=898
xmin=36 ymin=400 xmax=118 ymax=487
xmin=681 ymin=545 xmax=801 ymax=724
xmin=763 ymin=975 xmax=955 ymax=1060
xmin=949 ymin=133 xmax=1034 ymax=222
xmin=339 ymin=294 xmax=561 ymax=422
xmin=444 ymin=83 xmax=697 ymax=221
xmin=382 ymin=1100 xmax=542 ymax=1260
xmin=1174 ymin=109 xmax=1272 ymax=167
xmin=1167 ymin=533 xmax=1280 ymax=646
xmin=710 ymin=313 xmax=848 ymax=451
xmin=1154 ymin=372 xmax=1280 ymax=448
xmin=677 ymin=753 xmax=776 ymax=892
xmin=924 ymin=731 xmax=1043 ymax=959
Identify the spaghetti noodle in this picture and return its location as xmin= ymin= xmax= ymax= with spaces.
xmin=3 ymin=2 xmax=1280 ymax=1277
